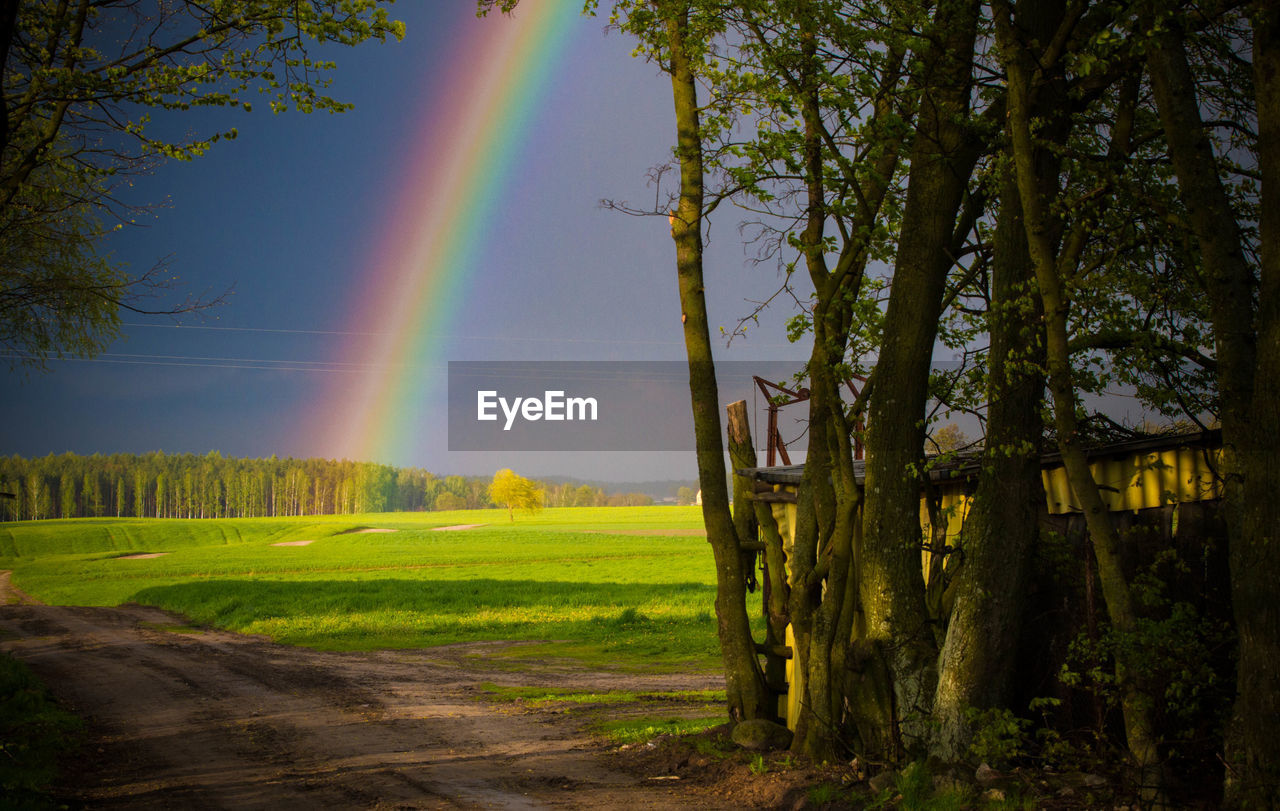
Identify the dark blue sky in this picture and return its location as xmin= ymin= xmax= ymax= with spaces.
xmin=2 ymin=3 xmax=809 ymax=481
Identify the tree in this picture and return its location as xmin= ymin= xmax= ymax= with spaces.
xmin=83 ymin=470 xmax=102 ymax=517
xmin=605 ymin=0 xmax=966 ymax=752
xmin=431 ymin=491 xmax=463 ymax=512
xmin=1 ymin=1 xmax=404 ymax=368
xmin=618 ymin=0 xmax=990 ymax=760
xmin=1140 ymin=2 xmax=1278 ymax=801
xmin=566 ymin=0 xmax=1250 ymax=798
xmin=993 ymin=0 xmax=1165 ymax=786
xmin=25 ymin=469 xmax=45 ymax=519
xmin=979 ymin=1 xmax=1276 ymax=798
xmin=488 ymin=469 xmax=542 ymax=522
xmin=927 ymin=424 xmax=972 ymax=455
xmin=58 ymin=471 xmax=75 ymax=518
xmin=853 ymin=0 xmax=983 ymax=760
xmin=609 ymin=0 xmax=771 ymax=725
xmin=571 ymin=484 xmax=598 ymax=507
xmin=1 ymin=475 xmax=18 ymax=520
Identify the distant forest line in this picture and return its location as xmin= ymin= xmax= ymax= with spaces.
xmin=0 ymin=452 xmax=682 ymax=521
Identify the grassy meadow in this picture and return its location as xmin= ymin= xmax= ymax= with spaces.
xmin=0 ymin=507 xmax=736 ymax=671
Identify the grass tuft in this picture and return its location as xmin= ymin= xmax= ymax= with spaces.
xmin=808 ymin=783 xmax=843 ymax=805
xmin=0 ymin=653 xmax=81 ymax=807
xmin=593 ymin=715 xmax=724 ymax=744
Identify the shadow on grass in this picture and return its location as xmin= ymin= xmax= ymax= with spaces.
xmin=130 ymin=579 xmax=720 ymax=663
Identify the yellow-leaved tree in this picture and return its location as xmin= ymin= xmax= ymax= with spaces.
xmin=488 ymin=469 xmax=543 ymax=522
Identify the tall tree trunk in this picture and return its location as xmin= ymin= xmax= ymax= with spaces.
xmin=796 ymin=315 xmax=862 ymax=759
xmin=1234 ymin=4 xmax=1279 ymax=804
xmin=932 ymin=0 xmax=1062 ymax=761
xmin=858 ymin=0 xmax=980 ymax=759
xmin=786 ymin=313 xmax=841 ymax=753
xmin=1145 ymin=8 xmax=1279 ymax=803
xmin=1234 ymin=6 xmax=1280 ymax=804
xmin=932 ymin=166 xmax=1046 ymax=761
xmin=996 ymin=3 xmax=1162 ymax=791
xmin=662 ymin=1 xmax=769 ymax=723
xmin=778 ymin=12 xmax=869 ymax=758
xmin=729 ymin=0 xmax=911 ymax=761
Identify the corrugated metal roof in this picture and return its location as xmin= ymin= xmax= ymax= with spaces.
xmin=740 ymin=464 xmax=807 ymax=486
xmin=737 ymin=430 xmax=1222 ymax=487
xmin=738 ymin=453 xmax=980 ymax=486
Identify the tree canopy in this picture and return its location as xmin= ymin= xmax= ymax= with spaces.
xmin=0 ymin=0 xmax=404 ymax=368
xmin=488 ymin=468 xmax=544 ymax=522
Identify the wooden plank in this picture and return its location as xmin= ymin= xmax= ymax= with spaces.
xmin=749 ymin=490 xmax=797 ymax=504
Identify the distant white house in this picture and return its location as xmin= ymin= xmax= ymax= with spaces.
xmin=695 ymin=489 xmax=702 ymax=506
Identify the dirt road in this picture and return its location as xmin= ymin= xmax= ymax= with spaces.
xmin=0 ymin=575 xmax=730 ymax=809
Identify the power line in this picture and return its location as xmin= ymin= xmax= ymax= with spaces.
xmin=101 ymin=351 xmax=377 ymax=368
xmin=2 ymin=353 xmax=389 ymax=374
xmin=121 ymin=322 xmax=383 ymax=337
xmin=121 ymin=321 xmax=808 ymax=350
xmin=3 ymin=352 xmax=805 ymax=383
xmin=120 ymin=321 xmax=693 ymax=346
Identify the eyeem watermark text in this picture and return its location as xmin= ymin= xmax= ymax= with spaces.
xmin=447 ymin=360 xmax=808 ymax=451
xmin=477 ymin=390 xmax=598 ymax=431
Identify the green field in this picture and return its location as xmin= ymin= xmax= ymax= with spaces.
xmin=0 ymin=507 xmax=735 ymax=670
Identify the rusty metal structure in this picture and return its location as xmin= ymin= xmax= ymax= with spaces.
xmin=752 ymin=374 xmax=867 ymax=466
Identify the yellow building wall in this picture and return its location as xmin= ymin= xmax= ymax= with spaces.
xmin=766 ymin=442 xmax=1222 ymax=730
xmin=784 ymin=624 xmax=802 ymax=725
xmin=920 ymin=490 xmax=971 ymax=585
xmin=1041 ymin=446 xmax=1222 ymax=514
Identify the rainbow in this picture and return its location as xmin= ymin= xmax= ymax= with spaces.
xmin=311 ymin=0 xmax=585 ymax=465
